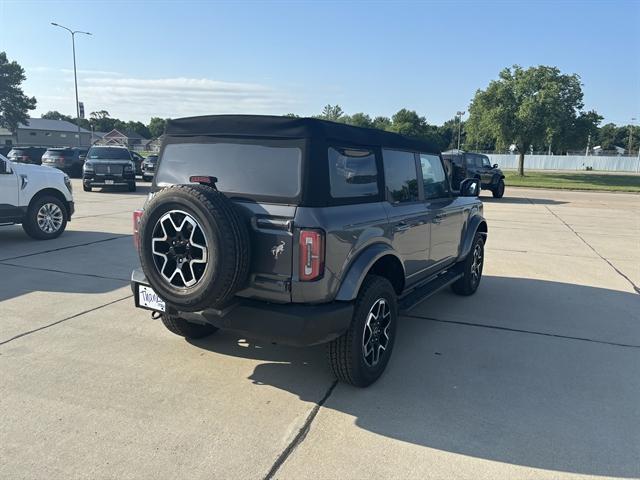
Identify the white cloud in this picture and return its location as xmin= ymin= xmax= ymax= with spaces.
xmin=29 ymin=69 xmax=300 ymax=121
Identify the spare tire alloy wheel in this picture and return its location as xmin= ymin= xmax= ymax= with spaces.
xmin=152 ymin=210 xmax=208 ymax=288
xmin=37 ymin=202 xmax=64 ymax=234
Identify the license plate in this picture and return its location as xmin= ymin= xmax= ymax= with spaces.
xmin=105 ymin=179 xmax=114 ymax=185
xmin=137 ymin=285 xmax=166 ymax=312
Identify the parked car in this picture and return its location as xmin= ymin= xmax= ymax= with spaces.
xmin=7 ymin=146 xmax=47 ymax=165
xmin=141 ymin=154 xmax=158 ymax=182
xmin=441 ymin=150 xmax=505 ymax=198
xmin=0 ymin=154 xmax=74 ymax=239
xmin=41 ymin=147 xmax=87 ymax=177
xmin=82 ymin=146 xmax=136 ymax=192
xmin=131 ymin=151 xmax=145 ymax=176
xmin=131 ymin=115 xmax=487 ymax=387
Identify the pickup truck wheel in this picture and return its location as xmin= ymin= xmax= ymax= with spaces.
xmin=22 ymin=195 xmax=68 ymax=240
xmin=492 ymin=179 xmax=505 ymax=198
xmin=160 ymin=314 xmax=218 ymax=339
xmin=452 ymin=233 xmax=484 ymax=295
xmin=83 ymin=184 xmax=92 ymax=192
xmin=328 ymin=275 xmax=397 ymax=387
xmin=128 ymin=182 xmax=137 ymax=192
xmin=138 ymin=184 xmax=250 ymax=312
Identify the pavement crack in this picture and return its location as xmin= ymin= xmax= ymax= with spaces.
xmin=0 ymin=262 xmax=130 ymax=282
xmin=263 ymin=379 xmax=338 ymax=480
xmin=0 ymin=235 xmax=128 ymax=261
xmin=541 ymin=203 xmax=640 ymax=295
xmin=404 ymin=314 xmax=640 ymax=349
xmin=0 ymin=295 xmax=132 ymax=346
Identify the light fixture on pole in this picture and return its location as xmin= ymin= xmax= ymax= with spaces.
xmin=456 ymin=111 xmax=465 ymax=151
xmin=51 ymin=22 xmax=91 ymax=147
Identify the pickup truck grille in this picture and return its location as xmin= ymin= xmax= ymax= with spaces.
xmin=95 ymin=165 xmax=123 ymax=175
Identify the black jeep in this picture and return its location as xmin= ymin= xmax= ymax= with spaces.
xmin=131 ymin=115 xmax=488 ymax=387
xmin=442 ymin=150 xmax=505 ymax=198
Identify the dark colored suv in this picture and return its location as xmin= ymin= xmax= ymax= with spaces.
xmin=131 ymin=115 xmax=487 ymax=387
xmin=442 ymin=150 xmax=505 ymax=198
xmin=41 ymin=147 xmax=87 ymax=177
xmin=82 ymin=146 xmax=136 ymax=192
xmin=141 ymin=154 xmax=158 ymax=182
xmin=7 ymin=147 xmax=47 ymax=165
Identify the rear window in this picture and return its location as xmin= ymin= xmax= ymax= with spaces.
xmin=328 ymin=147 xmax=378 ymax=199
xmin=87 ymin=147 xmax=132 ymax=160
xmin=157 ymin=140 xmax=302 ymax=201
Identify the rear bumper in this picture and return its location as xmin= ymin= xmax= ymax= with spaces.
xmin=130 ymin=268 xmax=353 ymax=347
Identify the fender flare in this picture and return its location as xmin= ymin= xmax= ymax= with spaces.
xmin=457 ymin=215 xmax=488 ymax=262
xmin=335 ymin=243 xmax=404 ymax=302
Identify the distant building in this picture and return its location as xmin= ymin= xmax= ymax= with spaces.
xmin=0 ymin=118 xmax=92 ymax=147
xmin=99 ymin=129 xmax=149 ymax=150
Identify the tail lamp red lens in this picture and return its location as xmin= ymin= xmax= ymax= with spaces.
xmin=133 ymin=209 xmax=144 ymax=250
xmin=299 ymin=229 xmax=324 ymax=281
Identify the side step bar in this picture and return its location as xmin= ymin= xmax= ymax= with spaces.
xmin=399 ymin=266 xmax=463 ymax=313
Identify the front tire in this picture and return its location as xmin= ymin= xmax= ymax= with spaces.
xmin=161 ymin=314 xmax=218 ymax=339
xmin=128 ymin=182 xmax=137 ymax=192
xmin=451 ymin=233 xmax=484 ymax=296
xmin=492 ymin=179 xmax=505 ymax=198
xmin=142 ymin=175 xmax=151 ymax=182
xmin=328 ymin=275 xmax=397 ymax=387
xmin=22 ymin=195 xmax=68 ymax=240
xmin=83 ymin=183 xmax=92 ymax=192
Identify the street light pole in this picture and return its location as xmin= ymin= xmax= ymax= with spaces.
xmin=51 ymin=22 xmax=91 ymax=147
xmin=456 ymin=111 xmax=465 ymax=151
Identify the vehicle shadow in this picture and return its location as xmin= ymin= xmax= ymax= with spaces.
xmin=480 ymin=195 xmax=568 ymax=205
xmin=188 ymin=276 xmax=640 ymax=478
xmin=90 ymin=184 xmax=151 ymax=196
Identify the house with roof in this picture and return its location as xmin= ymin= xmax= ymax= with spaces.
xmin=99 ymin=129 xmax=150 ymax=150
xmin=0 ymin=118 xmax=92 ymax=147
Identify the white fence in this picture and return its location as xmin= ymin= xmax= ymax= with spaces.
xmin=486 ymin=154 xmax=640 ymax=173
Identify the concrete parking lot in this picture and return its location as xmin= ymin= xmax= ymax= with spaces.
xmin=1 ymin=182 xmax=639 ymax=479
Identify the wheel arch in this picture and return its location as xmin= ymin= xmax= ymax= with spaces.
xmin=335 ymin=244 xmax=405 ymax=301
xmin=457 ymin=215 xmax=488 ymax=262
xmin=28 ymin=188 xmax=71 ymax=218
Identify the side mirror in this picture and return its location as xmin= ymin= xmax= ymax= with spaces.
xmin=460 ymin=178 xmax=480 ymax=197
xmin=493 ymin=164 xmax=499 ymax=169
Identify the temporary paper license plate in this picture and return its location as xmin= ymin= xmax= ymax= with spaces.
xmin=137 ymin=285 xmax=166 ymax=312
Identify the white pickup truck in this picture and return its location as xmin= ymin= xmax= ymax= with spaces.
xmin=0 ymin=154 xmax=74 ymax=239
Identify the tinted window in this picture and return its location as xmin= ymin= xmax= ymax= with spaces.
xmin=382 ymin=149 xmax=419 ymax=203
xmin=481 ymin=156 xmax=491 ymax=168
xmin=328 ymin=147 xmax=378 ymax=199
xmin=420 ymin=154 xmax=448 ymax=199
xmin=87 ymin=147 xmax=132 ymax=160
xmin=468 ymin=154 xmax=483 ymax=168
xmin=157 ymin=141 xmax=302 ymax=200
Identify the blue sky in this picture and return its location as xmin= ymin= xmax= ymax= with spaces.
xmin=1 ymin=0 xmax=639 ymax=125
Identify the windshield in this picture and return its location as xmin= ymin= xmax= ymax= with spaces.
xmin=87 ymin=147 xmax=132 ymax=160
xmin=157 ymin=139 xmax=303 ymax=201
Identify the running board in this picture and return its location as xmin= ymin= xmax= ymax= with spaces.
xmin=399 ymin=267 xmax=463 ymax=313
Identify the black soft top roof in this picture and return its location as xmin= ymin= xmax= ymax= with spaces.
xmin=165 ymin=115 xmax=439 ymax=153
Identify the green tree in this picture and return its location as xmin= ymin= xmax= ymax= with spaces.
xmin=42 ymin=110 xmax=73 ymax=122
xmin=148 ymin=117 xmax=168 ymax=138
xmin=466 ymin=65 xmax=587 ymax=175
xmin=0 ymin=52 xmax=37 ymax=132
xmin=372 ymin=116 xmax=392 ymax=131
xmin=344 ymin=112 xmax=373 ymax=128
xmin=317 ymin=104 xmax=344 ymax=122
xmin=124 ymin=120 xmax=151 ymax=139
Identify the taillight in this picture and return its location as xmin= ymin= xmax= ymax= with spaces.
xmin=299 ymin=229 xmax=324 ymax=281
xmin=133 ymin=209 xmax=143 ymax=250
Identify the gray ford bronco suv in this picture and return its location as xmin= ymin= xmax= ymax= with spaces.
xmin=131 ymin=115 xmax=487 ymax=387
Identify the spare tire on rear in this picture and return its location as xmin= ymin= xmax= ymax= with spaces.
xmin=138 ymin=184 xmax=250 ymax=312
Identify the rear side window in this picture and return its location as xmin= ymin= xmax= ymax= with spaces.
xmin=157 ymin=140 xmax=302 ymax=201
xmin=420 ymin=154 xmax=448 ymax=199
xmin=328 ymin=147 xmax=378 ymax=199
xmin=382 ymin=149 xmax=419 ymax=203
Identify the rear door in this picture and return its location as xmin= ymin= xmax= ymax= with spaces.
xmin=0 ymin=157 xmax=19 ymax=222
xmin=419 ymin=153 xmax=464 ymax=269
xmin=382 ymin=149 xmax=429 ymax=285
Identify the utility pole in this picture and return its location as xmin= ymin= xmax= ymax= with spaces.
xmin=629 ymin=118 xmax=637 ymax=156
xmin=456 ymin=111 xmax=465 ymax=151
xmin=585 ymin=133 xmax=591 ymax=156
xmin=51 ymin=22 xmax=91 ymax=147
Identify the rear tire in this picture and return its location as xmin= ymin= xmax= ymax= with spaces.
xmin=83 ymin=184 xmax=92 ymax=192
xmin=451 ymin=233 xmax=484 ymax=296
xmin=143 ymin=175 xmax=151 ymax=182
xmin=492 ymin=179 xmax=505 ymax=198
xmin=161 ymin=314 xmax=218 ymax=339
xmin=128 ymin=182 xmax=137 ymax=192
xmin=328 ymin=275 xmax=397 ymax=387
xmin=22 ymin=195 xmax=68 ymax=240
